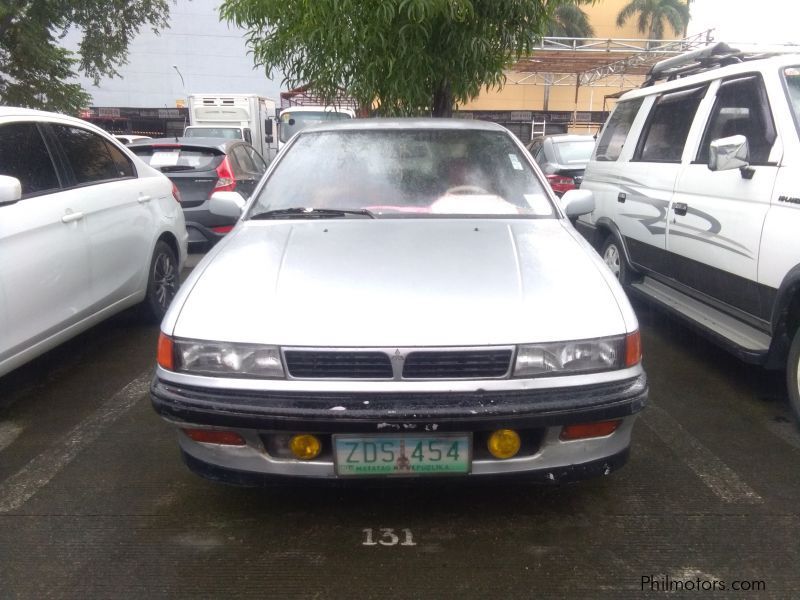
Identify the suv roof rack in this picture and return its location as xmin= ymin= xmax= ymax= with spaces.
xmin=643 ymin=42 xmax=798 ymax=86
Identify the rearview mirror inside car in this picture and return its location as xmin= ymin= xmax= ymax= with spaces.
xmin=0 ymin=175 xmax=22 ymax=206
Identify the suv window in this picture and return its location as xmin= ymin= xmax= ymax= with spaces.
xmin=697 ymin=75 xmax=776 ymax=164
xmin=595 ymin=98 xmax=643 ymax=161
xmin=52 ymin=125 xmax=130 ymax=184
xmin=635 ymin=86 xmax=706 ymax=163
xmin=246 ymin=147 xmax=267 ymax=173
xmin=0 ymin=122 xmax=61 ymax=197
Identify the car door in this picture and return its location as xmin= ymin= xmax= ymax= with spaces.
xmin=0 ymin=121 xmax=90 ymax=363
xmin=48 ymin=124 xmax=156 ymax=308
xmin=667 ymin=74 xmax=780 ymax=321
xmin=616 ymin=85 xmax=707 ymax=273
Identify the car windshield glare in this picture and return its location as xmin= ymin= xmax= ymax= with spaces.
xmin=250 ymin=129 xmax=555 ymax=219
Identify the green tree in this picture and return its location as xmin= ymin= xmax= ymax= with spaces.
xmin=0 ymin=1 xmax=172 ymax=113
xmin=548 ymin=0 xmax=595 ymax=39
xmin=616 ymin=0 xmax=690 ymax=41
xmin=220 ymin=0 xmax=567 ymax=117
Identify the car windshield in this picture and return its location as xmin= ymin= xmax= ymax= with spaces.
xmin=279 ymin=111 xmax=352 ymax=143
xmin=249 ymin=128 xmax=555 ymax=219
xmin=553 ymin=139 xmax=595 ymax=165
xmin=783 ymin=66 xmax=800 ymax=135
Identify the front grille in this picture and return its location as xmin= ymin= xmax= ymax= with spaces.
xmin=402 ymin=350 xmax=512 ymax=379
xmin=284 ymin=351 xmax=393 ymax=379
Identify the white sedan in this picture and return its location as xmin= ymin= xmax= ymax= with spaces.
xmin=0 ymin=107 xmax=188 ymax=377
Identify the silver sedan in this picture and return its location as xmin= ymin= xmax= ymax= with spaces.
xmin=151 ymin=119 xmax=647 ymax=484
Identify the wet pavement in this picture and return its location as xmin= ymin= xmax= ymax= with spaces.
xmin=1 ymin=283 xmax=798 ymax=598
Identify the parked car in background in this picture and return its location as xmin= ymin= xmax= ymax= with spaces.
xmin=0 ymin=107 xmax=187 ymax=378
xmin=151 ymin=118 xmax=647 ymax=485
xmin=114 ymin=134 xmax=152 ymax=145
xmin=129 ymin=138 xmax=268 ymax=252
xmin=526 ymin=134 xmax=595 ymax=197
xmin=576 ymin=44 xmax=800 ymax=422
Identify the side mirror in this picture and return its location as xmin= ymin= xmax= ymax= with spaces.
xmin=709 ymin=135 xmax=753 ymax=178
xmin=265 ymin=118 xmax=274 ymax=144
xmin=561 ymin=189 xmax=594 ymax=218
xmin=209 ymin=191 xmax=246 ymax=218
xmin=0 ymin=175 xmax=22 ymax=206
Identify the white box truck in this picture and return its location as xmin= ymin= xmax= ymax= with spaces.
xmin=184 ymin=93 xmax=277 ymax=160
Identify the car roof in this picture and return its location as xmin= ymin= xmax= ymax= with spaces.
xmin=0 ymin=106 xmax=102 ymax=128
xmin=618 ymin=52 xmax=800 ymax=103
xmin=299 ymin=118 xmax=508 ymax=135
xmin=128 ymin=137 xmax=244 ymax=151
xmin=534 ymin=134 xmax=595 ymax=143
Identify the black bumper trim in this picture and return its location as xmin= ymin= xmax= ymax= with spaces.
xmin=151 ymin=375 xmax=647 ymax=432
xmin=181 ymin=447 xmax=631 ymax=486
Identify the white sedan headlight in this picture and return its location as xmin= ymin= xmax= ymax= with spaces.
xmin=513 ymin=336 xmax=626 ymax=377
xmin=173 ymin=339 xmax=284 ymax=378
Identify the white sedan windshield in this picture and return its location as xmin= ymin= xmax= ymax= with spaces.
xmin=250 ymin=129 xmax=555 ymax=218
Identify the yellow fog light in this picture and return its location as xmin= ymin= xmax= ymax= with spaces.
xmin=289 ymin=434 xmax=322 ymax=460
xmin=487 ymin=429 xmax=521 ymax=459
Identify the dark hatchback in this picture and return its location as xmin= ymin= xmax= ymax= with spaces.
xmin=130 ymin=138 xmax=267 ymax=251
xmin=526 ymin=134 xmax=595 ymax=197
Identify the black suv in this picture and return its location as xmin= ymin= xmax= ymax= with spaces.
xmin=130 ymin=138 xmax=267 ymax=252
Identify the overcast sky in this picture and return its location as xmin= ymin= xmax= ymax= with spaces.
xmin=688 ymin=0 xmax=798 ymax=46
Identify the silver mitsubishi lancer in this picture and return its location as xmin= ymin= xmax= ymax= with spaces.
xmin=151 ymin=119 xmax=647 ymax=484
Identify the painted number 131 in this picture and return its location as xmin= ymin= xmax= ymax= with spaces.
xmin=362 ymin=528 xmax=416 ymax=546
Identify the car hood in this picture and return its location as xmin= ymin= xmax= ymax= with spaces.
xmin=169 ymin=219 xmax=629 ymax=346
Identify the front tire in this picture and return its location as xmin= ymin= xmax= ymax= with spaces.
xmin=601 ymin=235 xmax=629 ymax=286
xmin=787 ymin=328 xmax=800 ymax=425
xmin=143 ymin=241 xmax=178 ymax=322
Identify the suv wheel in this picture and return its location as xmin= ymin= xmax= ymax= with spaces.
xmin=143 ymin=241 xmax=178 ymax=322
xmin=787 ymin=328 xmax=800 ymax=424
xmin=601 ymin=235 xmax=629 ymax=285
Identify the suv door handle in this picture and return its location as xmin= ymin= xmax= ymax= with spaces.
xmin=138 ymin=194 xmax=152 ymax=204
xmin=673 ymin=202 xmax=688 ymax=216
xmin=617 ymin=192 xmax=626 ymax=203
xmin=61 ymin=210 xmax=84 ymax=224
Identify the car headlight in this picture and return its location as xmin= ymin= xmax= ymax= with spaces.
xmin=513 ymin=335 xmax=629 ymax=377
xmin=172 ymin=338 xmax=284 ymax=378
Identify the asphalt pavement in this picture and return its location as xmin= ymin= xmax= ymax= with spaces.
xmin=0 ymin=273 xmax=798 ymax=599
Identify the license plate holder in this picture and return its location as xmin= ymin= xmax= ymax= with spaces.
xmin=333 ymin=433 xmax=472 ymax=477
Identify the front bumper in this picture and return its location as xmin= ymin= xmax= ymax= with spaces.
xmin=151 ymin=373 xmax=647 ymax=480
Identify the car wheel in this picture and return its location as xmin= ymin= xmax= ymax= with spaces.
xmin=143 ymin=241 xmax=178 ymax=322
xmin=787 ymin=328 xmax=800 ymax=425
xmin=601 ymin=235 xmax=629 ymax=285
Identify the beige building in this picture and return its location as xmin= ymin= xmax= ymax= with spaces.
xmin=458 ymin=0 xmax=690 ymax=139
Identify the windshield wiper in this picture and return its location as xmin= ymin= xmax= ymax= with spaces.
xmin=249 ymin=207 xmax=375 ymax=220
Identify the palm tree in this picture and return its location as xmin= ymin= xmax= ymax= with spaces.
xmin=548 ymin=0 xmax=595 ymax=39
xmin=616 ymin=0 xmax=690 ymax=42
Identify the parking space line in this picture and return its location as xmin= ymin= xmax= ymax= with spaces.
xmin=640 ymin=406 xmax=763 ymax=504
xmin=0 ymin=370 xmax=151 ymax=513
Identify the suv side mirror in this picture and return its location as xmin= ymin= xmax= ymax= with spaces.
xmin=0 ymin=175 xmax=22 ymax=206
xmin=209 ymin=191 xmax=246 ymax=218
xmin=709 ymin=135 xmax=754 ymax=179
xmin=561 ymin=189 xmax=594 ymax=218
xmin=265 ymin=118 xmax=273 ymax=144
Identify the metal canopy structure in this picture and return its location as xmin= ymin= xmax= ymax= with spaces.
xmin=508 ymin=30 xmax=717 ymax=88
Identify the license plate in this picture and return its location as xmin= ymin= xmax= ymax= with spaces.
xmin=333 ymin=434 xmax=471 ymax=477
